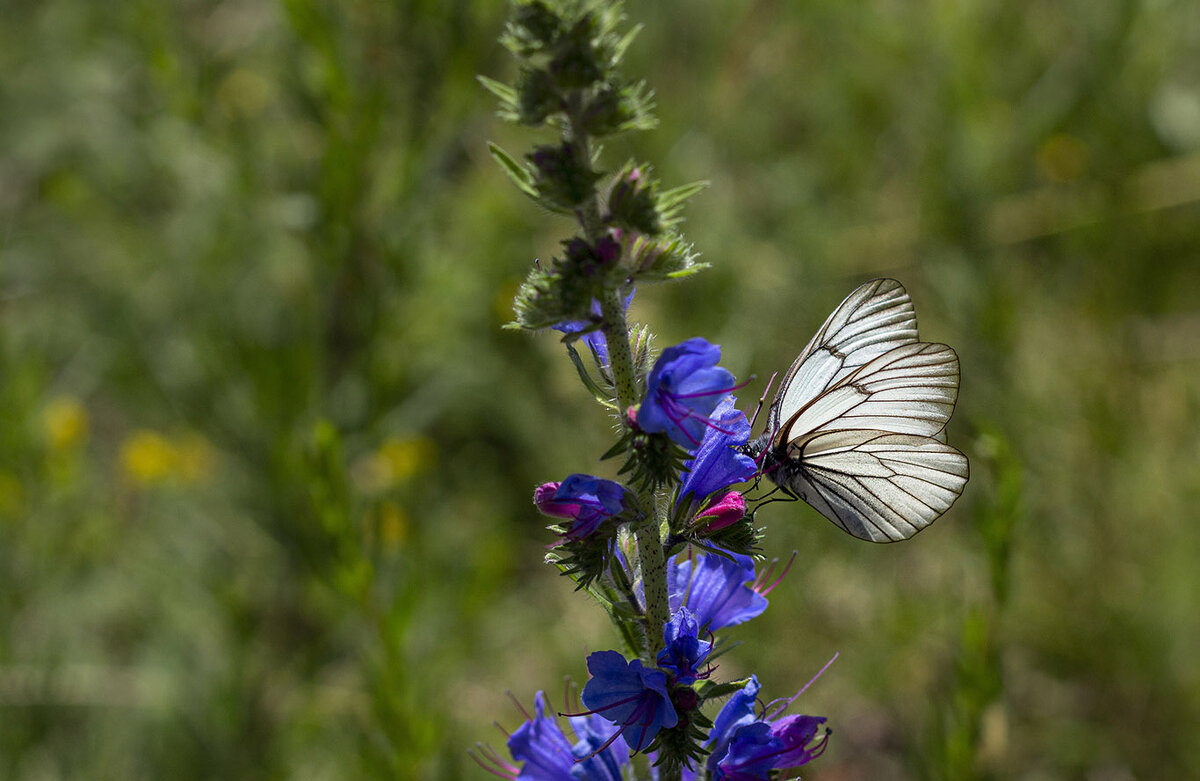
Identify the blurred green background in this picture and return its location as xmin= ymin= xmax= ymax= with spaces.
xmin=3 ymin=0 xmax=1199 ymax=778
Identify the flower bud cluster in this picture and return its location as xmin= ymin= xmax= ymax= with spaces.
xmin=484 ymin=2 xmax=706 ymax=334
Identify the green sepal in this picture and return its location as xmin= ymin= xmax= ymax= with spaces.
xmin=516 ymin=67 xmax=563 ymax=125
xmin=545 ymin=519 xmax=621 ymax=590
xmin=628 ymin=234 xmax=707 ymax=282
xmin=694 ymin=677 xmax=755 ymax=705
xmin=579 ymin=80 xmax=657 ymax=137
xmin=644 ymin=703 xmax=713 ymax=776
xmin=694 ymin=517 xmax=763 ymax=558
xmin=617 ymin=430 xmax=691 ymax=493
xmin=509 ymin=256 xmax=594 ymax=332
xmin=628 ymin=323 xmax=653 ymax=395
xmin=599 ymin=430 xmax=631 ymax=462
xmin=502 ymin=0 xmax=562 ymax=59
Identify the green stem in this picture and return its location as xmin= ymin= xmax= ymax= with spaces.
xmin=638 ymin=491 xmax=670 ymax=659
xmin=597 ymin=289 xmax=637 ymax=412
xmin=597 ymin=290 xmax=668 ymax=662
xmin=588 ymin=225 xmax=669 ymax=668
xmin=554 ymin=84 xmax=680 ymax=781
xmin=568 ymin=100 xmax=672 ymax=777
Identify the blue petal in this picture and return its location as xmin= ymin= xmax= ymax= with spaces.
xmin=678 ymin=397 xmax=756 ymax=505
xmin=766 ymin=714 xmax=828 ymax=768
xmin=507 ymin=691 xmax=576 ymax=780
xmin=639 ymin=338 xmax=736 ymax=448
xmin=712 ymin=721 xmax=776 ymax=780
xmin=669 ymin=551 xmax=768 ymax=633
xmin=567 ymin=713 xmax=630 ymax=781
xmin=705 ymin=675 xmax=761 ymax=769
xmin=580 ymin=651 xmax=678 ymax=752
xmin=656 ymin=607 xmax=712 ymax=685
xmin=553 ymin=475 xmax=626 ymax=538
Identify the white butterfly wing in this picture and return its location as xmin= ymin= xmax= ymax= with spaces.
xmin=768 ymin=278 xmax=918 ymax=435
xmin=781 ymin=341 xmax=961 ymax=442
xmin=780 ymin=430 xmax=969 ymax=542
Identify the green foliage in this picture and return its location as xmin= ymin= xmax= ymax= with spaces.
xmin=2 ymin=0 xmax=1200 ymax=779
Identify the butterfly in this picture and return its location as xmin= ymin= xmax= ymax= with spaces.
xmin=743 ymin=278 xmax=969 ymax=542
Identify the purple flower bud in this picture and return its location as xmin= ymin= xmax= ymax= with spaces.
xmin=533 ymin=481 xmax=571 ymax=517
xmin=594 ymin=233 xmax=621 ymax=265
xmin=529 ymin=143 xmax=570 ymax=177
xmin=563 ymin=235 xmax=621 ymax=277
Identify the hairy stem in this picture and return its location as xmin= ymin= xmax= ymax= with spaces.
xmin=569 ymin=94 xmax=671 ymax=729
xmin=597 ymin=288 xmax=669 ymax=665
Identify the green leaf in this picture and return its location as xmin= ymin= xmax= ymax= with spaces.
xmin=487 ymin=142 xmax=539 ymax=200
xmin=476 ymin=74 xmax=518 ymax=105
xmin=565 ymin=341 xmax=616 ymax=407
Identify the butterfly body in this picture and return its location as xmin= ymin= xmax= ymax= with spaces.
xmin=747 ymin=279 xmax=969 ymax=543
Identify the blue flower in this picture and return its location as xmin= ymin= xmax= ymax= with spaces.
xmin=655 ymin=607 xmax=712 ymax=686
xmin=579 ymin=650 xmax=678 ymax=752
xmin=552 ymin=288 xmax=633 ymax=367
xmin=565 ymin=712 xmax=630 ymax=781
xmin=711 ymin=716 xmax=828 ymax=781
xmin=678 ymin=396 xmax=756 ymax=507
xmin=704 ymin=675 xmax=762 ymax=771
xmin=704 ymin=674 xmax=831 ymax=780
xmin=638 ymin=338 xmax=737 ymax=449
xmin=493 ymin=691 xmax=631 ymax=781
xmin=668 ymin=550 xmax=768 ymax=633
xmin=534 ymin=474 xmax=626 ymax=539
xmin=505 ymin=691 xmax=576 ymax=780
xmin=620 ymin=547 xmax=770 ymax=633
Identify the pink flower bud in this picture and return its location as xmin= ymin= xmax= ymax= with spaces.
xmin=534 ymin=481 xmax=579 ymax=519
xmin=693 ymin=490 xmax=746 ymax=533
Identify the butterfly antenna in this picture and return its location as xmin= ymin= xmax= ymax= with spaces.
xmin=747 ymin=371 xmax=778 ymax=430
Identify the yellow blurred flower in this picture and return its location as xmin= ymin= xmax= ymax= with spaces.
xmin=121 ymin=430 xmax=176 ymax=485
xmin=119 ymin=430 xmax=217 ymax=486
xmin=377 ymin=436 xmax=435 ymax=481
xmin=355 ymin=435 xmax=435 ymax=492
xmin=43 ymin=397 xmax=89 ymax=452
